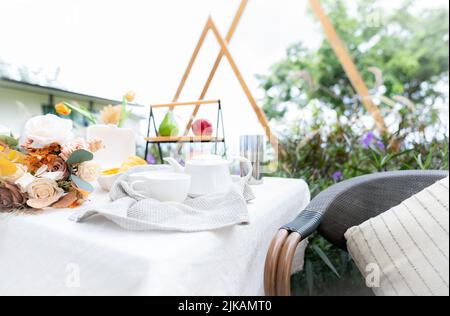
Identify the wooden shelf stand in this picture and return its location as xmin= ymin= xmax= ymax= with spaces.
xmin=145 ymin=136 xmax=225 ymax=144
xmin=144 ymin=100 xmax=226 ymax=163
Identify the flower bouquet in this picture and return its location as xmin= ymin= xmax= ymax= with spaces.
xmin=0 ymin=115 xmax=103 ymax=212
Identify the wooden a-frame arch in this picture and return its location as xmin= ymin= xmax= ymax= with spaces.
xmin=171 ymin=0 xmax=387 ymax=154
xmin=170 ymin=0 xmax=279 ymax=151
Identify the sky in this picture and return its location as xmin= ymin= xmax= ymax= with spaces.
xmin=0 ymin=0 xmax=448 ymax=153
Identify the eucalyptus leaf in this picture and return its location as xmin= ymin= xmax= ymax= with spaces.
xmin=0 ymin=135 xmax=19 ymax=148
xmin=71 ymin=175 xmax=94 ymax=193
xmin=66 ymin=149 xmax=94 ymax=165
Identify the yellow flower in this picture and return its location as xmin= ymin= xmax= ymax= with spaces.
xmin=100 ymin=105 xmax=122 ymax=125
xmin=0 ymin=157 xmax=18 ymax=177
xmin=4 ymin=149 xmax=25 ymax=164
xmin=124 ymin=91 xmax=136 ymax=103
xmin=0 ymin=149 xmax=25 ymax=178
xmin=55 ymin=103 xmax=72 ymax=116
xmin=0 ymin=163 xmax=27 ymax=183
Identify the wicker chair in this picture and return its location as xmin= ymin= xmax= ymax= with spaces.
xmin=264 ymin=170 xmax=449 ymax=296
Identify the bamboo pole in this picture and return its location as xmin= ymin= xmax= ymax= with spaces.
xmin=170 ymin=19 xmax=211 ymax=107
xmin=151 ymin=100 xmax=220 ymax=108
xmin=169 ymin=0 xmax=279 ymax=153
xmin=180 ymin=0 xmax=249 ymax=136
xmin=309 ymin=0 xmax=387 ymax=133
xmin=208 ymin=18 xmax=279 ymax=149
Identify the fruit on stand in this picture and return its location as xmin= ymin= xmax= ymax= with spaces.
xmin=192 ymin=119 xmax=213 ymax=137
xmin=159 ymin=112 xmax=179 ymax=137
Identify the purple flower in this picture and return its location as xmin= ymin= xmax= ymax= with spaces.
xmin=376 ymin=140 xmax=385 ymax=150
xmin=332 ymin=171 xmax=344 ymax=182
xmin=360 ymin=131 xmax=375 ymax=149
xmin=146 ymin=154 xmax=157 ymax=165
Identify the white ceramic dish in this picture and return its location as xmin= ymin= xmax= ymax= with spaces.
xmin=164 ymin=155 xmax=252 ymax=197
xmin=129 ymin=172 xmax=191 ymax=202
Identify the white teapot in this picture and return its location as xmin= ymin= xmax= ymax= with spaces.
xmin=164 ymin=155 xmax=253 ymax=197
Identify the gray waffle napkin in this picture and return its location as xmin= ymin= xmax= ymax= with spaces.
xmin=69 ymin=165 xmax=255 ymax=232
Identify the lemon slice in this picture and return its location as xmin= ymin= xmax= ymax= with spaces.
xmin=119 ymin=156 xmax=148 ymax=173
xmin=102 ymin=168 xmax=120 ymax=176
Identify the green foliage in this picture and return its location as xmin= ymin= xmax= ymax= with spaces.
xmin=278 ymin=111 xmax=448 ymax=296
xmin=71 ymin=175 xmax=94 ymax=193
xmin=259 ymin=0 xmax=449 ymax=296
xmin=0 ymin=135 xmax=19 ymax=148
xmin=66 ymin=149 xmax=95 ymax=193
xmin=258 ymin=0 xmax=449 ymax=120
xmin=119 ymin=96 xmax=133 ymax=128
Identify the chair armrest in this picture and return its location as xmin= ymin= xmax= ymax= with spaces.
xmin=283 ymin=170 xmax=448 ymax=249
xmin=265 ymin=170 xmax=448 ymax=296
xmin=314 ymin=170 xmax=448 ymax=250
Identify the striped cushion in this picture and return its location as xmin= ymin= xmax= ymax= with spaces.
xmin=345 ymin=177 xmax=449 ymax=296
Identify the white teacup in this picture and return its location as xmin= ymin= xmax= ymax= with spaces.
xmin=129 ymin=172 xmax=191 ymax=203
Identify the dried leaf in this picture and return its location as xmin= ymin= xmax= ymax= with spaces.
xmin=368 ymin=67 xmax=383 ymax=89
xmin=393 ymin=95 xmax=416 ymax=112
xmin=52 ymin=191 xmax=79 ymax=209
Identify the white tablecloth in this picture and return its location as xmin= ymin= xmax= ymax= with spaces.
xmin=0 ymin=177 xmax=310 ymax=296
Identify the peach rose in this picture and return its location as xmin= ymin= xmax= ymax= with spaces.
xmin=60 ymin=139 xmax=88 ymax=161
xmin=0 ymin=181 xmax=27 ymax=211
xmin=26 ymin=178 xmax=64 ymax=209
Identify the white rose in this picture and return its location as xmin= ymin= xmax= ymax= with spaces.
xmin=26 ymin=178 xmax=64 ymax=209
xmin=77 ymin=161 xmax=101 ymax=182
xmin=15 ymin=173 xmax=37 ymax=193
xmin=0 ymin=125 xmax=11 ymax=136
xmin=22 ymin=114 xmax=73 ymax=148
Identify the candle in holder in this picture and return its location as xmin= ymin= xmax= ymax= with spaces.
xmin=87 ymin=125 xmax=136 ymax=170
